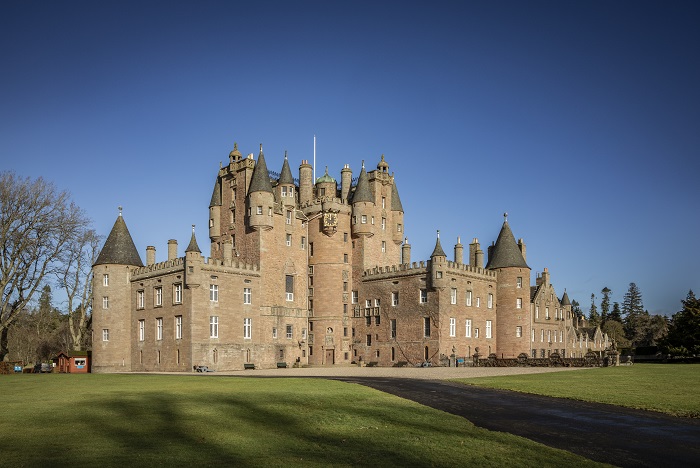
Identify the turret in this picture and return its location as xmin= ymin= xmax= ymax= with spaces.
xmin=92 ymin=208 xmax=143 ymax=373
xmin=247 ymin=145 xmax=274 ymax=231
xmin=168 ymin=239 xmax=178 ymax=261
xmin=429 ymin=231 xmax=447 ymax=290
xmin=315 ymin=166 xmax=337 ymax=198
xmin=340 ymin=164 xmax=352 ymax=201
xmin=454 ymin=237 xmax=463 ymax=264
xmin=228 ymin=142 xmax=242 ymax=165
xmin=184 ymin=225 xmax=202 ymax=288
xmin=209 ymin=176 xmax=221 ymax=239
xmin=278 ymin=151 xmax=295 ymax=208
xmin=299 ymin=160 xmax=313 ymax=205
xmin=351 ymin=161 xmax=374 ymax=237
xmin=390 ymin=175 xmax=404 ymax=244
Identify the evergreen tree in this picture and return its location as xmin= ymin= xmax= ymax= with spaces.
xmin=600 ymin=287 xmax=611 ymax=325
xmin=664 ymin=290 xmax=700 ymax=356
xmin=622 ymin=283 xmax=651 ymax=347
xmin=609 ymin=302 xmax=622 ymax=323
xmin=572 ymin=300 xmax=583 ymax=320
xmin=588 ymin=293 xmax=600 ymax=327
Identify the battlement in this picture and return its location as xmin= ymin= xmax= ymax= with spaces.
xmin=299 ymin=196 xmax=350 ymax=211
xmin=362 ymin=259 xmax=497 ymax=281
xmin=201 ymin=256 xmax=260 ymax=275
xmin=132 ymin=258 xmax=185 ymax=278
xmin=131 ymin=256 xmax=260 ymax=281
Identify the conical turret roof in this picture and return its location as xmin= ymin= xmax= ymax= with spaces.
xmin=561 ymin=290 xmax=571 ymax=306
xmin=279 ymin=151 xmax=294 ymax=185
xmin=248 ymin=145 xmax=273 ymax=194
xmin=185 ymin=225 xmax=201 ymax=253
xmin=485 ymin=215 xmax=529 ymax=269
xmin=209 ymin=176 xmax=222 ymax=207
xmin=94 ymin=212 xmax=143 ymax=266
xmin=351 ymin=163 xmax=374 ymax=204
xmin=430 ymin=231 xmax=447 ymax=258
xmin=391 ymin=177 xmax=403 ymax=212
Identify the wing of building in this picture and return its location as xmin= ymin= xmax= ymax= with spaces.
xmin=91 ymin=145 xmax=609 ymax=372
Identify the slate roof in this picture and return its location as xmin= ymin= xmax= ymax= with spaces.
xmin=94 ymin=215 xmax=143 ymax=267
xmin=351 ymin=165 xmax=374 ymax=203
xmin=485 ymin=220 xmax=529 ymax=269
xmin=185 ymin=227 xmax=201 ymax=253
xmin=430 ymin=234 xmax=447 ymax=258
xmin=391 ymin=178 xmax=403 ymax=212
xmin=209 ymin=177 xmax=222 ymax=207
xmin=248 ymin=147 xmax=273 ymax=194
xmin=561 ymin=290 xmax=572 ymax=306
xmin=278 ymin=152 xmax=294 ymax=185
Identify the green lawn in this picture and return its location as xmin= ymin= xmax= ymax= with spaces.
xmin=455 ymin=364 xmax=700 ymax=418
xmin=0 ymin=374 xmax=607 ymax=468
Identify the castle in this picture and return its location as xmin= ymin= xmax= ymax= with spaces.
xmin=91 ymin=144 xmax=609 ymax=372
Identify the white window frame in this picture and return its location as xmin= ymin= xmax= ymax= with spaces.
xmin=286 ymin=325 xmax=293 ymax=339
xmin=486 ymin=320 xmax=492 ymax=339
xmin=174 ymin=283 xmax=182 ymax=304
xmin=286 ymin=210 xmax=292 ymax=225
xmin=465 ymin=319 xmax=472 ymax=338
xmin=139 ymin=320 xmax=145 ymax=341
xmin=451 ymin=288 xmax=457 ymax=305
xmin=102 ymin=329 xmax=109 ymax=341
xmin=381 ymin=241 xmax=386 ymax=253
xmin=516 ymin=298 xmax=522 ymax=309
xmin=256 ymin=206 xmax=263 ymax=215
xmin=155 ymin=287 xmax=163 ymax=307
xmin=210 ymin=316 xmax=219 ymax=338
xmin=517 ymin=277 xmax=522 ymax=288
xmin=361 ymin=215 xmax=367 ymax=224
xmin=156 ymin=317 xmax=163 ymax=341
xmin=286 ymin=234 xmax=292 ymax=247
xmin=102 ymin=296 xmax=109 ymax=310
xmin=352 ymin=291 xmax=358 ymax=304
xmin=175 ymin=316 xmax=182 ymax=339
xmin=244 ymin=287 xmax=252 ymax=304
xmin=420 ymin=289 xmax=428 ymax=303
xmin=392 ymin=292 xmax=399 ymax=306
xmin=449 ymin=318 xmax=456 ymax=337
xmin=210 ymin=284 xmax=218 ymax=303
xmin=137 ymin=290 xmax=144 ymax=309
xmin=466 ymin=290 xmax=472 ymax=306
xmin=476 ymin=297 xmax=480 ymax=308
xmin=516 ymin=326 xmax=522 ymax=338
xmin=244 ymin=317 xmax=252 ymax=339
xmin=103 ymin=274 xmax=109 ymax=286
xmin=488 ymin=293 xmax=493 ymax=309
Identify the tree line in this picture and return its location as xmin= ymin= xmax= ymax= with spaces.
xmin=579 ymin=283 xmax=699 ymax=356
xmin=1 ymin=172 xmax=98 ymax=364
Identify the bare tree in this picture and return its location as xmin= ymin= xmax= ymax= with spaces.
xmin=0 ymin=172 xmax=89 ymax=361
xmin=58 ymin=228 xmax=101 ymax=351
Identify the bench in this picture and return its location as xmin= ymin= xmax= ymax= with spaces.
xmin=244 ymin=363 xmax=256 ymax=370
xmin=276 ymin=362 xmax=288 ymax=368
xmin=393 ymin=361 xmax=408 ymax=368
xmin=366 ymin=361 xmax=378 ymax=367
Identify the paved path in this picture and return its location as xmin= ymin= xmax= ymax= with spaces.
xmin=215 ymin=366 xmax=700 ymax=467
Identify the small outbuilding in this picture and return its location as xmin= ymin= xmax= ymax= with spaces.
xmin=54 ymin=351 xmax=91 ymax=373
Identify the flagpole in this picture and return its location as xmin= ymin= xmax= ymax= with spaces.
xmin=313 ymin=135 xmax=316 ymax=183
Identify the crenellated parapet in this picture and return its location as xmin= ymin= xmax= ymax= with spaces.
xmin=132 ymin=258 xmax=185 ymax=279
xmin=362 ymin=259 xmax=497 ymax=282
xmin=131 ymin=256 xmax=260 ymax=281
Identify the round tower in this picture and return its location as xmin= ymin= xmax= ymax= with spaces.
xmin=247 ymin=145 xmax=274 ymax=231
xmin=351 ymin=162 xmax=375 ymax=237
xmin=390 ymin=174 xmax=404 ymax=245
xmin=278 ymin=151 xmax=296 ymax=208
xmin=340 ymin=164 xmax=352 ymax=201
xmin=298 ymin=160 xmax=313 ymax=205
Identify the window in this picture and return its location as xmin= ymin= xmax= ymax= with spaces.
xmin=540 ymin=329 xmax=544 ymax=342
xmin=175 ymin=316 xmax=182 ymax=339
xmin=516 ymin=298 xmax=522 ymax=309
xmin=285 ymin=275 xmax=294 ymax=301
xmin=466 ymin=290 xmax=472 ymax=306
xmin=352 ymin=291 xmax=358 ymax=304
xmin=392 ymin=292 xmax=399 ymax=306
xmin=546 ymin=307 xmax=550 ymax=319
xmin=302 ymin=328 xmax=307 ymax=339
xmin=397 ymin=223 xmax=402 ymax=232
xmin=476 ymin=297 xmax=481 ymax=308
xmin=560 ymin=330 xmax=563 ymax=342
xmin=475 ymin=328 xmax=479 ymax=338
xmin=375 ymin=315 xmax=380 ymax=326
xmin=516 ymin=326 xmax=522 ymax=337
xmin=344 ymin=232 xmax=348 ymax=242
xmin=366 ymin=299 xmax=371 ymax=308
xmin=286 ymin=325 xmax=293 ymax=339
xmin=517 ymin=277 xmax=523 ymax=288
xmin=424 ymin=317 xmax=430 ymax=337
xmin=256 ymin=206 xmax=262 ymax=215
xmin=374 ymin=298 xmax=380 ymax=307
xmin=547 ymin=330 xmax=551 ymax=342
xmin=244 ymin=287 xmax=252 ymax=304
xmin=488 ymin=293 xmax=493 ymax=309
xmin=319 ymin=187 xmax=325 ymax=196
xmin=420 ymin=289 xmax=427 ymax=303
xmin=344 ymin=253 xmax=348 ymax=263
xmin=272 ymin=327 xmax=277 ymax=339
xmin=465 ymin=319 xmax=472 ymax=338
xmin=536 ymin=305 xmax=540 ymax=319
xmin=102 ymin=296 xmax=109 ymax=309
xmin=449 ymin=318 xmax=456 ymax=337
xmin=301 ymin=236 xmax=306 ymax=249
xmin=156 ymin=318 xmax=163 ymax=340
xmin=486 ymin=320 xmax=492 ymax=339
xmin=137 ymin=290 xmax=144 ymax=309
xmin=371 ymin=216 xmax=375 ymax=225
xmin=281 ymin=186 xmax=288 ymax=198
xmin=381 ymin=241 xmax=386 ymax=252
xmin=102 ymin=329 xmax=109 ymax=341
xmin=210 ymin=316 xmax=219 ymax=338
xmin=103 ymin=274 xmax=109 ymax=286
xmin=381 ymin=218 xmax=386 ymax=230
xmin=366 ymin=334 xmax=372 ymax=346
xmin=244 ymin=318 xmax=251 ymax=339
xmin=361 ymin=215 xmax=367 ymax=224
xmin=174 ymin=284 xmax=182 ymax=304
xmin=155 ymin=287 xmax=163 ymax=306
xmin=139 ymin=320 xmax=145 ymax=341
xmin=286 ymin=234 xmax=292 ymax=246
xmin=451 ymin=288 xmax=457 ymax=304
xmin=390 ymin=319 xmax=396 ymax=338
xmin=531 ymin=328 xmax=535 ymax=342
xmin=210 ymin=284 xmax=218 ymax=302
xmin=309 ymin=242 xmax=314 ymax=256
xmin=286 ymin=210 xmax=292 ymax=225
xmin=382 ymin=197 xmax=386 ymax=209
xmin=366 ymin=315 xmax=372 ymax=326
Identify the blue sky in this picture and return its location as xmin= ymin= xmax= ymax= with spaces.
xmin=2 ymin=1 xmax=698 ymax=315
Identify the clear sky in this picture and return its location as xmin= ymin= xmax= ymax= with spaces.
xmin=2 ymin=1 xmax=698 ymax=316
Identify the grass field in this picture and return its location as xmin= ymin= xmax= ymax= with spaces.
xmin=0 ymin=374 xmax=607 ymax=468
xmin=457 ymin=364 xmax=700 ymax=418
